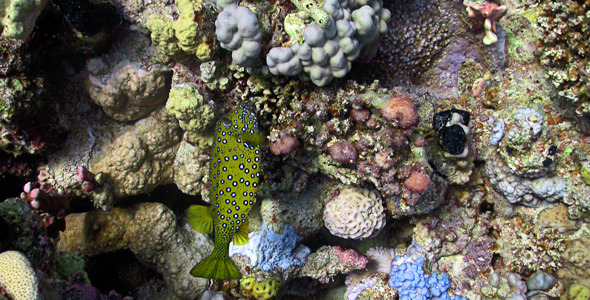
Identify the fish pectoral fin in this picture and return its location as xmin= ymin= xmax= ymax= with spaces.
xmin=187 ymin=205 xmax=214 ymax=234
xmin=233 ymin=219 xmax=250 ymax=245
xmin=241 ymin=131 xmax=266 ymax=147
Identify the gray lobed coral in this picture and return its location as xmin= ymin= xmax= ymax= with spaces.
xmin=215 ymin=2 xmax=263 ymax=67
xmin=266 ymin=0 xmax=390 ymax=86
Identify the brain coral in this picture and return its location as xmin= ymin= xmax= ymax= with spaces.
xmin=323 ymin=187 xmax=386 ymax=239
xmin=0 ymin=250 xmax=40 ymax=300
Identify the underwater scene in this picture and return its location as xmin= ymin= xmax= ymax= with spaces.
xmin=0 ymin=0 xmax=589 ymax=299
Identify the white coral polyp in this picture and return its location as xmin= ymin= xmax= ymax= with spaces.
xmin=323 ymin=187 xmax=386 ymax=239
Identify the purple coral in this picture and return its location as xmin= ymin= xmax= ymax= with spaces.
xmin=328 ymin=141 xmax=358 ymax=164
xmin=269 ymin=131 xmax=300 ymax=156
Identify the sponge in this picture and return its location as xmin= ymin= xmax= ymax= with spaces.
xmin=0 ymin=251 xmax=40 ymax=300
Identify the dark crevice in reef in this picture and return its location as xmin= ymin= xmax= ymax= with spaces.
xmin=120 ymin=184 xmax=203 ymax=219
xmin=86 ymin=249 xmax=165 ymax=298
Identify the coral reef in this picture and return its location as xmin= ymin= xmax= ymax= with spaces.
xmin=374 ymin=0 xmax=452 ymax=84
xmin=345 ymin=273 xmax=398 ymax=300
xmin=1 ymin=0 xmax=589 ymax=298
xmin=58 ymin=202 xmax=213 ymax=299
xmin=298 ymin=246 xmax=368 ymax=284
xmin=268 ymin=0 xmax=390 ymax=86
xmin=86 ymin=60 xmax=173 ymax=122
xmin=464 ymin=0 xmax=507 ymax=45
xmin=480 ymin=271 xmax=527 ymax=300
xmin=165 ymin=83 xmax=216 ymax=146
xmin=485 ymin=106 xmax=565 ymax=206
xmin=389 ymin=251 xmax=466 ymax=300
xmin=240 ymin=276 xmax=282 ymax=300
xmin=145 ymin=0 xmax=214 ymax=60
xmin=230 ymin=223 xmax=310 ymax=272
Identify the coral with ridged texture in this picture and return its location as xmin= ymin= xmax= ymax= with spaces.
xmin=240 ymin=277 xmax=282 ymax=300
xmin=0 ymin=250 xmax=40 ymax=300
xmin=323 ymin=187 xmax=385 ymax=239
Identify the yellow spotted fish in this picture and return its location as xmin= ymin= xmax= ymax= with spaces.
xmin=188 ymin=104 xmax=264 ymax=280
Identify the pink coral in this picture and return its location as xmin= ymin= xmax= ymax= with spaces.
xmin=464 ymin=0 xmax=507 ymax=45
xmin=333 ymin=246 xmax=369 ymax=269
xmin=380 ymin=95 xmax=418 ymax=129
xmin=269 ymin=131 xmax=300 ymax=156
xmin=405 ymin=171 xmax=431 ymax=194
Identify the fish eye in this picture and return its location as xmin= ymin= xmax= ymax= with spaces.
xmin=222 ymin=117 xmax=231 ymax=127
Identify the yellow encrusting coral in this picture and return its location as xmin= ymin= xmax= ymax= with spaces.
xmin=240 ymin=276 xmax=282 ymax=300
xmin=165 ymin=83 xmax=215 ymax=146
xmin=144 ymin=0 xmax=212 ymax=60
xmin=0 ymin=250 xmax=40 ymax=300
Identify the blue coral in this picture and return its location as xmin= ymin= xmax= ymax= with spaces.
xmin=258 ymin=224 xmax=310 ymax=271
xmin=389 ymin=255 xmax=466 ymax=300
xmin=230 ymin=222 xmax=311 ymax=271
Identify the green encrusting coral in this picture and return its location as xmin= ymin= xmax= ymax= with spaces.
xmin=188 ymin=104 xmax=264 ymax=280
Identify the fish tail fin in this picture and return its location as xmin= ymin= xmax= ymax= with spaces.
xmin=190 ymin=254 xmax=242 ymax=280
xmin=187 ymin=205 xmax=214 ymax=234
